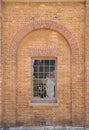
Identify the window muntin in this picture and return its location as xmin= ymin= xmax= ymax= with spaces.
xmin=32 ymin=59 xmax=56 ymax=99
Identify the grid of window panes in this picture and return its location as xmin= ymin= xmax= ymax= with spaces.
xmin=32 ymin=59 xmax=56 ymax=98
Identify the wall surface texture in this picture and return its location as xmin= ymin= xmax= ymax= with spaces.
xmin=85 ymin=0 xmax=89 ymax=127
xmin=0 ymin=0 xmax=87 ymax=128
xmin=0 ymin=0 xmax=2 ymax=126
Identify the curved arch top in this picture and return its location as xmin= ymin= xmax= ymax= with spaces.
xmin=9 ymin=20 xmax=79 ymax=59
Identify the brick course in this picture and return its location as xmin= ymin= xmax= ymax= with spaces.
xmin=0 ymin=1 xmax=86 ymax=128
xmin=85 ymin=0 xmax=89 ymax=127
xmin=0 ymin=0 xmax=2 ymax=126
xmin=9 ymin=20 xmax=79 ymax=60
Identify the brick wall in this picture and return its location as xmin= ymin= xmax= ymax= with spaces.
xmin=2 ymin=1 xmax=85 ymax=127
xmin=0 ymin=0 xmax=2 ymax=126
xmin=85 ymin=0 xmax=89 ymax=127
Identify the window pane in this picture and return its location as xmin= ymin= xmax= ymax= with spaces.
xmin=38 ymin=84 xmax=47 ymax=98
xmin=39 ymin=66 xmax=43 ymax=72
xmin=45 ymin=66 xmax=50 ymax=72
xmin=45 ymin=60 xmax=50 ymax=65
xmin=39 ymin=60 xmax=43 ymax=65
xmin=32 ymin=59 xmax=56 ymax=99
xmin=33 ymin=79 xmax=39 ymax=85
xmin=33 ymin=73 xmax=38 ymax=78
xmin=50 ymin=67 xmax=55 ymax=72
xmin=41 ymin=60 xmax=45 ymax=65
xmin=39 ymin=73 xmax=44 ymax=78
xmin=45 ymin=73 xmax=50 ymax=78
xmin=42 ymin=73 xmax=45 ymax=78
xmin=50 ymin=60 xmax=55 ymax=65
xmin=33 ymin=85 xmax=39 ymax=97
xmin=50 ymin=73 xmax=55 ymax=78
xmin=33 ymin=67 xmax=38 ymax=72
xmin=33 ymin=60 xmax=39 ymax=65
xmin=46 ymin=79 xmax=55 ymax=98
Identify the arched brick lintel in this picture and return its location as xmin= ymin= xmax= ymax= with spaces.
xmin=10 ymin=20 xmax=79 ymax=59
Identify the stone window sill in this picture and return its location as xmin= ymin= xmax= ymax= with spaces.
xmin=29 ymin=99 xmax=59 ymax=106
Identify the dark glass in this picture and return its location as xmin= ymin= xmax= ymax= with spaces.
xmin=34 ymin=67 xmax=38 ymax=72
xmin=39 ymin=73 xmax=43 ymax=78
xmin=45 ymin=60 xmax=50 ymax=65
xmin=38 ymin=84 xmax=47 ymax=98
xmin=46 ymin=73 xmax=50 ymax=78
xmin=50 ymin=60 xmax=55 ymax=65
xmin=33 ymin=73 xmax=38 ymax=78
xmin=42 ymin=73 xmax=45 ymax=78
xmin=39 ymin=66 xmax=43 ymax=72
xmin=50 ymin=67 xmax=55 ymax=72
xmin=45 ymin=67 xmax=50 ymax=72
xmin=34 ymin=60 xmax=39 ymax=65
xmin=39 ymin=60 xmax=44 ymax=65
xmin=33 ymin=85 xmax=38 ymax=91
xmin=41 ymin=60 xmax=45 ymax=65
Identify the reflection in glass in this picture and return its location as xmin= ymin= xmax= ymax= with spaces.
xmin=47 ymin=79 xmax=55 ymax=98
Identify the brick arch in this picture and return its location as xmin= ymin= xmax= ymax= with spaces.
xmin=10 ymin=20 xmax=79 ymax=59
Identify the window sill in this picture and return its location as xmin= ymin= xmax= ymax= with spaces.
xmin=29 ymin=102 xmax=59 ymax=106
xmin=29 ymin=99 xmax=59 ymax=106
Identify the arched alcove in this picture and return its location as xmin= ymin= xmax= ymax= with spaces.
xmin=9 ymin=20 xmax=79 ymax=60
xmin=17 ymin=28 xmax=71 ymax=126
xmin=8 ymin=20 xmax=82 ymax=126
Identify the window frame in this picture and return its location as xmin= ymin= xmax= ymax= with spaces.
xmin=31 ymin=57 xmax=57 ymax=103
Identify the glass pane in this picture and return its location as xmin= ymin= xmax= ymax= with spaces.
xmin=39 ymin=60 xmax=43 ymax=65
xmin=46 ymin=79 xmax=55 ymax=98
xmin=45 ymin=73 xmax=50 ymax=78
xmin=45 ymin=67 xmax=50 ymax=72
xmin=45 ymin=60 xmax=50 ymax=65
xmin=38 ymin=84 xmax=47 ymax=98
xmin=50 ymin=60 xmax=55 ymax=65
xmin=50 ymin=67 xmax=55 ymax=72
xmin=39 ymin=73 xmax=44 ymax=78
xmin=33 ymin=80 xmax=39 ymax=85
xmin=33 ymin=60 xmax=39 ymax=65
xmin=50 ymin=67 xmax=55 ymax=78
xmin=32 ymin=59 xmax=56 ymax=99
xmin=42 ymin=73 xmax=45 ymax=78
xmin=33 ymin=73 xmax=38 ymax=78
xmin=33 ymin=85 xmax=39 ymax=97
xmin=34 ymin=67 xmax=38 ymax=72
xmin=39 ymin=66 xmax=43 ymax=72
xmin=41 ymin=60 xmax=45 ymax=65
xmin=50 ymin=73 xmax=55 ymax=78
xmin=39 ymin=79 xmax=47 ymax=84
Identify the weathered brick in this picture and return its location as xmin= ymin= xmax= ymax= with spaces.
xmin=0 ymin=0 xmax=86 ymax=128
xmin=85 ymin=0 xmax=89 ymax=127
xmin=0 ymin=0 xmax=2 ymax=127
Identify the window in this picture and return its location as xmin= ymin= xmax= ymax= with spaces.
xmin=32 ymin=59 xmax=56 ymax=103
